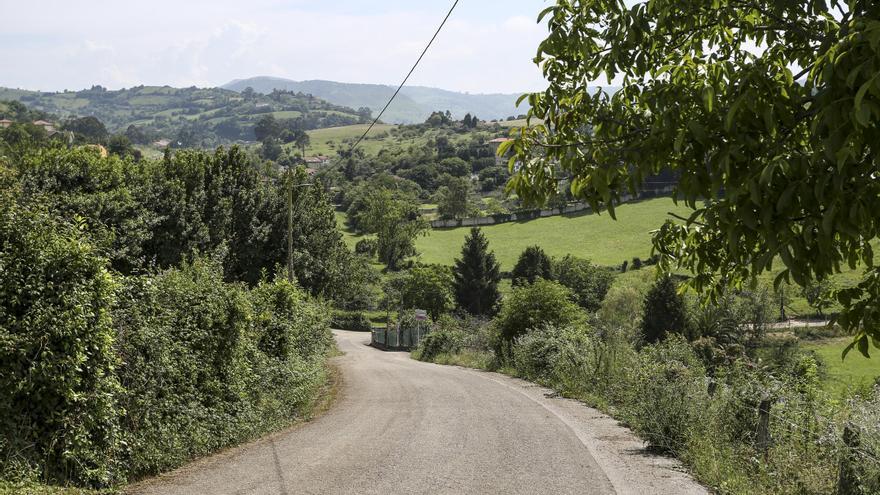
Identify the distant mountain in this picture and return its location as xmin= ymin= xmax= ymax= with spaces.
xmin=222 ymin=77 xmax=527 ymax=124
xmin=0 ymin=85 xmax=368 ymax=147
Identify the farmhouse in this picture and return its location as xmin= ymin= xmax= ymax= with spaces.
xmin=304 ymin=155 xmax=331 ymax=166
xmin=0 ymin=119 xmax=13 ymax=128
xmin=32 ymin=120 xmax=57 ymax=134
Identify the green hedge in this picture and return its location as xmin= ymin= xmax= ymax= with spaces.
xmin=114 ymin=260 xmax=332 ymax=479
xmin=0 ymin=201 xmax=333 ymax=487
xmin=0 ymin=201 xmax=123 ymax=486
xmin=330 ymin=310 xmax=373 ymax=332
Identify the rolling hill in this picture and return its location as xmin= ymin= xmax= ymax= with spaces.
xmin=0 ymin=85 xmax=368 ymax=147
xmin=223 ymin=76 xmax=526 ymax=124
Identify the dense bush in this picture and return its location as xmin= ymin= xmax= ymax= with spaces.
xmin=596 ymin=270 xmax=653 ymax=343
xmin=0 ymin=208 xmax=333 ymax=487
xmin=511 ymin=245 xmax=552 ymax=286
xmin=398 ymin=264 xmax=454 ymax=320
xmin=622 ymin=336 xmax=708 ymax=453
xmin=417 ymin=323 xmax=466 ymax=362
xmin=330 ymin=310 xmax=373 ymax=331
xmin=641 ymin=275 xmax=688 ymax=344
xmin=114 ymin=260 xmax=331 ymax=478
xmin=513 ymin=326 xmax=570 ymax=381
xmin=0 ymin=201 xmax=122 ymax=487
xmin=552 ymin=256 xmax=614 ymax=312
xmin=688 ymin=287 xmax=774 ymax=357
xmin=495 ymin=279 xmax=585 ymax=348
xmin=354 ymin=238 xmax=378 ymax=257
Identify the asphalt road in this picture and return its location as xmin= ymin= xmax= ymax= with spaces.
xmin=129 ymin=330 xmax=708 ymax=495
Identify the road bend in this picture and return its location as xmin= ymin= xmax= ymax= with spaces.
xmin=128 ymin=330 xmax=707 ymax=495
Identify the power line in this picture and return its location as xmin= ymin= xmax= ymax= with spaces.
xmin=348 ymin=0 xmax=460 ymax=154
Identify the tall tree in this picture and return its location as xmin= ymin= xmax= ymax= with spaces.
xmin=355 ymin=189 xmax=427 ymax=270
xmin=254 ymin=114 xmax=281 ymax=142
xmin=452 ymin=227 xmax=502 ymax=316
xmin=552 ymin=255 xmax=614 ymax=312
xmin=279 ymin=166 xmax=352 ymax=296
xmin=511 ymin=245 xmax=553 ymax=286
xmin=294 ymin=130 xmax=310 ymax=160
xmin=641 ymin=275 xmax=688 ymax=345
xmin=435 ymin=176 xmax=475 ymax=220
xmin=63 ymin=116 xmax=108 ymax=144
xmin=508 ymin=0 xmax=880 ymax=355
xmin=399 ymin=264 xmax=454 ymax=320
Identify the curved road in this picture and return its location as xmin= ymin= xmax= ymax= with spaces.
xmin=130 ymin=330 xmax=707 ymax=495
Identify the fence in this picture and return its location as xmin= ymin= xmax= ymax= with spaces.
xmin=430 ymin=186 xmax=675 ymax=229
xmin=371 ymin=322 xmax=429 ymax=351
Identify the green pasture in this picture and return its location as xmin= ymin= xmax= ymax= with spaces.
xmin=415 ymin=197 xmax=692 ymax=269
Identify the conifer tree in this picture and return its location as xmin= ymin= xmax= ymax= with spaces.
xmin=641 ymin=275 xmax=688 ymax=345
xmin=452 ymin=227 xmax=501 ymax=316
xmin=511 ymin=245 xmax=552 ymax=286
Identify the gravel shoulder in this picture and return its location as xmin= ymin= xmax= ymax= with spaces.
xmin=127 ymin=330 xmax=707 ymax=495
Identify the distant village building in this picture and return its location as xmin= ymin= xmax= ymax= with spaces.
xmin=32 ymin=120 xmax=57 ymax=134
xmin=152 ymin=139 xmax=171 ymax=148
xmin=304 ymin=155 xmax=331 ymax=166
xmin=0 ymin=119 xmax=13 ymax=128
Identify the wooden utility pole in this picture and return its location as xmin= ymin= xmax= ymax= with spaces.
xmin=285 ymin=168 xmax=313 ymax=284
xmin=287 ymin=168 xmax=294 ymax=283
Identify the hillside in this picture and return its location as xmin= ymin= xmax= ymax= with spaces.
xmin=223 ymin=76 xmax=525 ymax=124
xmin=299 ymin=120 xmax=511 ymax=158
xmin=0 ymin=85 xmax=368 ymax=147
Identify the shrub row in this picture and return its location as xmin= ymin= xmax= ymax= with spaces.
xmin=0 ymin=201 xmax=333 ymax=487
xmin=414 ymin=271 xmax=880 ymax=494
xmin=330 ymin=310 xmax=373 ymax=332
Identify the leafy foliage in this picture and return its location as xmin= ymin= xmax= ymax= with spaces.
xmin=435 ymin=176 xmax=476 ymax=220
xmin=398 ymin=265 xmax=454 ymax=320
xmin=452 ymin=228 xmax=502 ymax=316
xmin=330 ymin=310 xmax=373 ymax=332
xmin=16 ymin=147 xmax=153 ymax=274
xmin=552 ymin=255 xmax=614 ymax=312
xmin=511 ymin=245 xmax=553 ymax=286
xmin=641 ymin=275 xmax=689 ymax=344
xmin=0 ymin=200 xmax=122 ymax=486
xmin=495 ymin=279 xmax=584 ymax=346
xmin=346 ymin=189 xmax=427 ymax=270
xmin=0 ymin=142 xmax=340 ymax=488
xmin=508 ymin=0 xmax=880 ymax=354
xmin=114 ymin=259 xmax=331 ymax=478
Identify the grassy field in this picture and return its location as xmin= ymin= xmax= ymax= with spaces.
xmin=303 ymin=124 xmax=396 ymax=156
xmin=336 ymin=197 xmax=690 ymax=269
xmin=300 ymin=122 xmax=505 ymax=158
xmin=493 ymin=118 xmax=543 ymax=128
xmin=414 ymin=197 xmax=692 ymax=269
xmin=804 ymin=338 xmax=880 ymax=396
xmin=335 ymin=198 xmax=880 ymax=391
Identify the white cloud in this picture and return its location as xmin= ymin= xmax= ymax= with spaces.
xmin=0 ymin=1 xmax=549 ymax=94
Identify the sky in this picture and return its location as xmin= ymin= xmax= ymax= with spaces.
xmin=0 ymin=0 xmax=553 ymax=94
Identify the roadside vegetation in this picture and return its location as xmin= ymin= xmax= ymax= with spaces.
xmin=412 ymin=0 xmax=880 ymax=492
xmin=409 ymin=231 xmax=880 ymax=494
xmin=0 ymin=114 xmax=348 ymax=491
